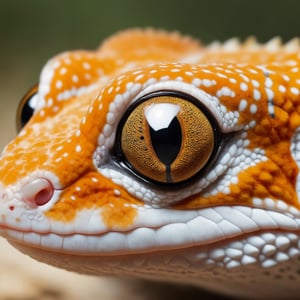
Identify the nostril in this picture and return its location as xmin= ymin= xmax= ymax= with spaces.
xmin=34 ymin=184 xmax=54 ymax=206
xmin=22 ymin=178 xmax=54 ymax=207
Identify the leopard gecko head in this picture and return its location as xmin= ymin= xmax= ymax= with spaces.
xmin=1 ymin=29 xmax=300 ymax=298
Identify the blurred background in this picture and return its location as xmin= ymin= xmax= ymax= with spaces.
xmin=1 ymin=0 xmax=300 ymax=147
xmin=1 ymin=0 xmax=300 ymax=299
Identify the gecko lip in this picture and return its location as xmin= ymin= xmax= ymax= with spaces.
xmin=1 ymin=205 xmax=300 ymax=256
xmin=2 ymin=222 xmax=300 ymax=258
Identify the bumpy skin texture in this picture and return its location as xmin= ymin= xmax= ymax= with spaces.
xmin=2 ymin=29 xmax=300 ymax=299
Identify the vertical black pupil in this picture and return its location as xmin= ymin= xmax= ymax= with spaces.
xmin=149 ymin=117 xmax=182 ymax=182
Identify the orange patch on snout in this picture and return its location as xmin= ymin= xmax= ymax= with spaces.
xmin=45 ymin=172 xmax=141 ymax=229
xmin=101 ymin=202 xmax=137 ymax=229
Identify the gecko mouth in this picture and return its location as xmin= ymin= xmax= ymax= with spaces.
xmin=1 ymin=204 xmax=300 ymax=257
xmin=5 ymin=225 xmax=300 ymax=279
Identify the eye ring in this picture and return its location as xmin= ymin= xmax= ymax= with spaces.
xmin=113 ymin=90 xmax=222 ymax=187
xmin=16 ymin=84 xmax=38 ymax=132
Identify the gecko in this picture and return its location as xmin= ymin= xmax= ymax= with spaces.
xmin=1 ymin=28 xmax=300 ymax=299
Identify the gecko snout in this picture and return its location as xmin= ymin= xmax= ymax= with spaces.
xmin=21 ymin=178 xmax=54 ymax=207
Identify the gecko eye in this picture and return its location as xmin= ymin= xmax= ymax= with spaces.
xmin=16 ymin=84 xmax=38 ymax=132
xmin=114 ymin=91 xmax=221 ymax=185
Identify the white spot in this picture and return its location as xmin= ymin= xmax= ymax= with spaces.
xmin=185 ymin=71 xmax=194 ymax=76
xmin=202 ymin=79 xmax=215 ymax=87
xmin=229 ymin=78 xmax=237 ymax=84
xmin=135 ymin=74 xmax=144 ymax=81
xmin=56 ymin=80 xmax=63 ymax=89
xmin=253 ymin=89 xmax=261 ymax=100
xmin=283 ymin=75 xmax=290 ymax=81
xmin=72 ymin=75 xmax=79 ymax=83
xmin=216 ymin=87 xmax=235 ymax=97
xmin=239 ymin=99 xmax=248 ymax=111
xmin=59 ymin=67 xmax=67 ymax=75
xmin=250 ymin=104 xmax=257 ymax=114
xmin=83 ymin=62 xmax=91 ymax=70
xmin=108 ymin=86 xmax=114 ymax=94
xmin=239 ymin=74 xmax=250 ymax=82
xmin=291 ymin=87 xmax=299 ymax=95
xmin=202 ymin=69 xmax=211 ymax=74
xmin=76 ymin=145 xmax=82 ymax=152
xmin=47 ymin=98 xmax=54 ymax=107
xmin=216 ymin=73 xmax=227 ymax=78
xmin=240 ymin=82 xmax=248 ymax=91
xmin=248 ymin=68 xmax=258 ymax=74
xmin=91 ymin=177 xmax=98 ymax=183
xmin=132 ymin=70 xmax=142 ymax=75
xmin=192 ymin=78 xmax=202 ymax=86
xmin=251 ymin=80 xmax=260 ymax=87
xmin=265 ymin=77 xmax=273 ymax=87
xmin=278 ymin=85 xmax=286 ymax=93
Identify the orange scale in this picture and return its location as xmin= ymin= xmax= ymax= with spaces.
xmin=273 ymin=106 xmax=290 ymax=124
xmin=289 ymin=112 xmax=300 ymax=129
xmin=273 ymin=89 xmax=286 ymax=107
xmin=253 ymin=183 xmax=271 ymax=198
xmin=258 ymin=172 xmax=273 ymax=184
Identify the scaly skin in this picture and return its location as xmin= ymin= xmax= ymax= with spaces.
xmin=1 ymin=29 xmax=300 ymax=299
